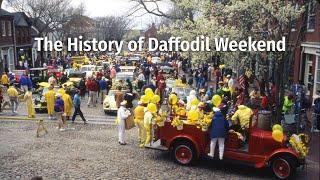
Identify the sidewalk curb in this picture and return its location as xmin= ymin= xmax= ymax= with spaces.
xmin=0 ymin=116 xmax=44 ymax=121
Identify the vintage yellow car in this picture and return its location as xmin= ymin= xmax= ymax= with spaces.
xmin=71 ymin=56 xmax=90 ymax=65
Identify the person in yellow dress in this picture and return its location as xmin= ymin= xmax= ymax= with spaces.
xmin=62 ymin=90 xmax=73 ymax=120
xmin=134 ymin=101 xmax=146 ymax=147
xmin=23 ymin=87 xmax=35 ymax=118
xmin=45 ymin=85 xmax=56 ymax=119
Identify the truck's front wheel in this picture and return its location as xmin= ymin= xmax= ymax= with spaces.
xmin=271 ymin=156 xmax=296 ymax=179
xmin=172 ymin=141 xmax=196 ymax=165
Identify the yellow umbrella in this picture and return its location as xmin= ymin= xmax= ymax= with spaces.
xmin=38 ymin=82 xmax=50 ymax=87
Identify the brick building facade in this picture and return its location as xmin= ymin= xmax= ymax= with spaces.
xmin=290 ymin=0 xmax=320 ymax=101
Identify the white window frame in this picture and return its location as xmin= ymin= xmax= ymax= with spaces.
xmin=1 ymin=21 xmax=6 ymax=36
xmin=307 ymin=0 xmax=316 ymax=31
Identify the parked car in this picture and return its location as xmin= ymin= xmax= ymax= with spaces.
xmin=80 ymin=65 xmax=96 ymax=78
xmin=103 ymin=90 xmax=126 ymax=114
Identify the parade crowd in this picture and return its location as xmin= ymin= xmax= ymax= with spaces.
xmin=0 ymin=53 xmax=319 ymax=159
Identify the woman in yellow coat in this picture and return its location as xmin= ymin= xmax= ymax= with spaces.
xmin=45 ymin=86 xmax=56 ymax=119
xmin=62 ymin=91 xmax=73 ymax=120
xmin=23 ymin=88 xmax=35 ymax=118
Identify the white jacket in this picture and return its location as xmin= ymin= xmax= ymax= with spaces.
xmin=117 ymin=106 xmax=131 ymax=121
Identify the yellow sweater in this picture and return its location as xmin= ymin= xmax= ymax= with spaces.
xmin=232 ymin=105 xmax=253 ymax=129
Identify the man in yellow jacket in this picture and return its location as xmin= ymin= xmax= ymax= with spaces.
xmin=62 ymin=91 xmax=73 ymax=120
xmin=231 ymin=105 xmax=253 ymax=131
xmin=1 ymin=72 xmax=9 ymax=88
xmin=45 ymin=86 xmax=56 ymax=119
xmin=134 ymin=101 xmax=145 ymax=147
xmin=7 ymin=85 xmax=19 ymax=114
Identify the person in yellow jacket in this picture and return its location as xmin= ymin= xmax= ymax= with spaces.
xmin=231 ymin=105 xmax=253 ymax=131
xmin=58 ymin=85 xmax=66 ymax=95
xmin=1 ymin=72 xmax=9 ymax=88
xmin=134 ymin=101 xmax=146 ymax=147
xmin=62 ymin=90 xmax=73 ymax=120
xmin=23 ymin=87 xmax=35 ymax=118
xmin=144 ymin=108 xmax=154 ymax=147
xmin=45 ymin=85 xmax=56 ymax=119
xmin=7 ymin=85 xmax=19 ymax=113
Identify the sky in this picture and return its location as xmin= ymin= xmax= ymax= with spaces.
xmin=3 ymin=0 xmax=171 ymax=29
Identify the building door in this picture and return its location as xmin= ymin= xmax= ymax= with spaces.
xmin=304 ymin=55 xmax=313 ymax=95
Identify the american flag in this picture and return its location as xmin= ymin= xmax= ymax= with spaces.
xmin=239 ymin=75 xmax=246 ymax=90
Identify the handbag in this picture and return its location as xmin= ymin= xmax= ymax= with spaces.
xmin=125 ymin=114 xmax=135 ymax=130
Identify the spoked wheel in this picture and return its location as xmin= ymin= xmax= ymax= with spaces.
xmin=272 ymin=157 xmax=296 ymax=179
xmin=172 ymin=141 xmax=197 ymax=165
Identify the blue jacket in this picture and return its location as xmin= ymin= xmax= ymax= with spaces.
xmin=99 ymin=79 xmax=107 ymax=90
xmin=27 ymin=77 xmax=33 ymax=88
xmin=209 ymin=111 xmax=229 ymax=139
xmin=54 ymin=97 xmax=64 ymax=112
xmin=20 ymin=75 xmax=28 ymax=86
xmin=73 ymin=94 xmax=81 ymax=107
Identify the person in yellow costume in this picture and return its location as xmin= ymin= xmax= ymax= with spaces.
xmin=134 ymin=101 xmax=146 ymax=147
xmin=144 ymin=108 xmax=154 ymax=147
xmin=231 ymin=105 xmax=253 ymax=131
xmin=23 ymin=87 xmax=35 ymax=118
xmin=45 ymin=85 xmax=56 ymax=119
xmin=62 ymin=90 xmax=73 ymax=120
xmin=58 ymin=85 xmax=66 ymax=95
xmin=1 ymin=72 xmax=9 ymax=88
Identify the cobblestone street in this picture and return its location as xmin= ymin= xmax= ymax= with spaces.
xmin=0 ymin=120 xmax=318 ymax=180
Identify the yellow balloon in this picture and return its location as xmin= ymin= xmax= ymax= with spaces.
xmin=211 ymin=95 xmax=222 ymax=107
xmin=151 ymin=95 xmax=160 ymax=104
xmin=140 ymin=95 xmax=149 ymax=104
xmin=191 ymin=98 xmax=200 ymax=106
xmin=272 ymin=124 xmax=283 ymax=132
xmin=272 ymin=130 xmax=284 ymax=142
xmin=147 ymin=103 xmax=157 ymax=113
xmin=145 ymin=88 xmax=154 ymax=97
xmin=187 ymin=110 xmax=199 ymax=121
xmin=169 ymin=94 xmax=178 ymax=105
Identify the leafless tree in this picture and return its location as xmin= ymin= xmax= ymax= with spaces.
xmin=95 ymin=16 xmax=131 ymax=42
xmin=6 ymin=0 xmax=71 ymax=36
xmin=128 ymin=0 xmax=195 ymax=22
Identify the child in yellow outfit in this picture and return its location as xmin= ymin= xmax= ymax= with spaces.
xmin=23 ymin=88 xmax=35 ymax=118
xmin=134 ymin=101 xmax=146 ymax=147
